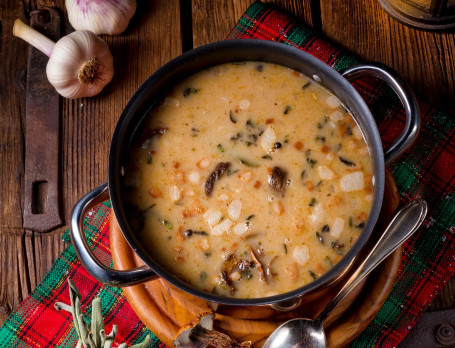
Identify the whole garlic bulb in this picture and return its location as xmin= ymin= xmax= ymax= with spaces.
xmin=66 ymin=0 xmax=137 ymax=35
xmin=47 ymin=31 xmax=114 ymax=98
xmin=13 ymin=19 xmax=114 ymax=99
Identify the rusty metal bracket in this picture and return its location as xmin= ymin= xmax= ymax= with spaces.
xmin=23 ymin=8 xmax=62 ymax=232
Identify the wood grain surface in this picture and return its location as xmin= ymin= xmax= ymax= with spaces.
xmin=0 ymin=0 xmax=454 ymax=328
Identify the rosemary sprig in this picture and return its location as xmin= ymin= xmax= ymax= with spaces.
xmin=55 ymin=278 xmax=152 ymax=348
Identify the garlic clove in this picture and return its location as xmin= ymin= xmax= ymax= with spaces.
xmin=46 ymin=30 xmax=114 ymax=99
xmin=66 ymin=0 xmax=137 ymax=35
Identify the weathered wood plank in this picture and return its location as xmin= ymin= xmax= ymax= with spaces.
xmin=0 ymin=0 xmax=28 ymax=322
xmin=191 ymin=0 xmax=314 ymax=48
xmin=0 ymin=0 xmax=183 ymax=327
xmin=319 ymin=0 xmax=455 ymax=118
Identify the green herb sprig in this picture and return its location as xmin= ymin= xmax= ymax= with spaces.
xmin=55 ymin=279 xmax=152 ymax=348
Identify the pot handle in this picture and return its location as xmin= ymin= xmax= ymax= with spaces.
xmin=70 ymin=182 xmax=158 ymax=287
xmin=341 ymin=63 xmax=420 ymax=165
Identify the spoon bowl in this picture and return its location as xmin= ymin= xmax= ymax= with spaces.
xmin=263 ymin=199 xmax=428 ymax=348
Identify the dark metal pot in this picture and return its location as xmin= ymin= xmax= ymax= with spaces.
xmin=71 ymin=39 xmax=420 ymax=308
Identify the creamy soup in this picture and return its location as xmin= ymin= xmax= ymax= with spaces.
xmin=123 ymin=62 xmax=374 ymax=298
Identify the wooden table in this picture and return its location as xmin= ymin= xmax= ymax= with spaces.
xmin=1 ymin=0 xmax=454 ymax=338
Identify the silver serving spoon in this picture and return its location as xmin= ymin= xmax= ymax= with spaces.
xmin=263 ymin=199 xmax=428 ymax=348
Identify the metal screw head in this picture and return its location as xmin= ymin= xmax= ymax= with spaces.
xmin=435 ymin=323 xmax=455 ymax=346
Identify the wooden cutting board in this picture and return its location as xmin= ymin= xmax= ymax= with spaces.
xmin=111 ymin=169 xmax=401 ymax=347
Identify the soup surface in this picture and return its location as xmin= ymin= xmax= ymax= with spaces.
xmin=124 ymin=62 xmax=374 ymax=298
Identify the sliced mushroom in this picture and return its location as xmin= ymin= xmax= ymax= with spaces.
xmin=174 ymin=313 xmax=214 ymax=348
xmin=268 ymin=166 xmax=288 ymax=193
xmin=140 ymin=127 xmax=168 ymax=148
xmin=265 ymin=255 xmax=278 ymax=278
xmin=205 ymin=162 xmax=231 ymax=196
xmin=248 ymin=246 xmax=267 ymax=282
xmin=174 ymin=313 xmax=251 ymax=348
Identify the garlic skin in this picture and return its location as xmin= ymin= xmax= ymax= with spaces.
xmin=46 ymin=30 xmax=114 ymax=99
xmin=13 ymin=18 xmax=114 ymax=99
xmin=66 ymin=0 xmax=137 ymax=35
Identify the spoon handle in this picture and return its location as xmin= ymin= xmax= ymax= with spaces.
xmin=316 ymin=199 xmax=428 ymax=326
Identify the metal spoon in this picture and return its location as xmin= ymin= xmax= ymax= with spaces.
xmin=263 ymin=199 xmax=428 ymax=348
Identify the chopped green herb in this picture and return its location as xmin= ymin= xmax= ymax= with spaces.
xmin=321 ymin=224 xmax=330 ymax=233
xmin=200 ymin=271 xmax=207 ymax=282
xmin=204 ymin=252 xmax=211 ymax=258
xmin=217 ymin=144 xmax=225 ymax=152
xmin=349 ymin=216 xmax=353 ymax=228
xmin=283 ymin=135 xmax=290 ymax=144
xmin=193 ymin=230 xmax=208 ymax=236
xmin=246 ymin=119 xmax=255 ymax=128
xmin=316 ymin=231 xmax=323 ymax=243
xmin=302 ymin=81 xmax=311 ymax=89
xmin=335 ymin=143 xmax=342 ymax=151
xmin=325 ymin=256 xmax=333 ymax=267
xmin=211 ymin=286 xmax=219 ymax=294
xmin=306 ymin=157 xmax=317 ymax=167
xmin=226 ymin=169 xmax=239 ymax=176
xmin=233 ymin=61 xmax=246 ymax=65
xmin=229 ymin=110 xmax=237 ymax=123
xmin=183 ymin=87 xmax=198 ymax=97
xmin=339 ymin=156 xmax=356 ymax=167
xmin=239 ymin=158 xmax=259 ymax=167
xmin=146 ymin=156 xmax=152 ymax=164
xmin=230 ymin=132 xmax=242 ymax=141
xmin=300 ymin=170 xmax=306 ymax=179
xmin=256 ymin=64 xmax=264 ymax=72
xmin=315 ymin=135 xmax=326 ymax=142
xmin=317 ymin=122 xmax=323 ymax=129
xmin=309 ymin=270 xmax=317 ymax=280
xmin=306 ymin=149 xmax=312 ymax=156
xmin=246 ymin=214 xmax=255 ymax=220
xmin=309 ymin=198 xmax=317 ymax=207
xmin=283 ymin=244 xmax=288 ymax=254
xmin=346 ymin=127 xmax=352 ymax=136
xmin=191 ymin=127 xmax=200 ymax=137
xmin=248 ymin=134 xmax=258 ymax=142
xmin=284 ymin=105 xmax=292 ymax=114
xmin=245 ymin=141 xmax=252 ymax=147
xmin=245 ymin=269 xmax=253 ymax=280
xmin=162 ymin=220 xmax=172 ymax=229
xmin=262 ymin=155 xmax=273 ymax=160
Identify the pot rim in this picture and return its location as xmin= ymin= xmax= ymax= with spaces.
xmin=109 ymin=39 xmax=386 ymax=306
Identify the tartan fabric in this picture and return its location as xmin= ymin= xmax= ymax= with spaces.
xmin=0 ymin=203 xmax=163 ymax=348
xmin=1 ymin=1 xmax=454 ymax=347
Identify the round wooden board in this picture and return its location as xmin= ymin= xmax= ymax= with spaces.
xmin=111 ymin=170 xmax=402 ymax=347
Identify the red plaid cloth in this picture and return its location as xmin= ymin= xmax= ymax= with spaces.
xmin=1 ymin=1 xmax=454 ymax=347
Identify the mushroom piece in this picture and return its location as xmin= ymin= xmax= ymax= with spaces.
xmin=140 ymin=127 xmax=168 ymax=149
xmin=174 ymin=313 xmax=251 ymax=348
xmin=219 ymin=254 xmax=250 ymax=294
xmin=268 ymin=166 xmax=288 ymax=193
xmin=248 ymin=246 xmax=267 ymax=282
xmin=205 ymin=162 xmax=231 ymax=196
